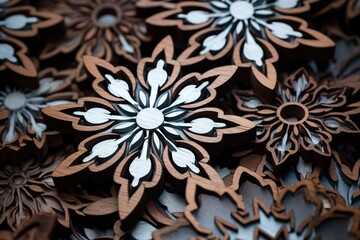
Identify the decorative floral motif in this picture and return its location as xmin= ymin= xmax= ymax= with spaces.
xmin=233 ymin=68 xmax=360 ymax=169
xmin=147 ymin=0 xmax=334 ymax=101
xmin=38 ymin=0 xmax=148 ymax=83
xmin=0 ymin=68 xmax=78 ymax=162
xmin=42 ymin=36 xmax=256 ymax=227
xmin=0 ymin=147 xmax=77 ymax=230
xmin=0 ymin=2 xmax=63 ymax=87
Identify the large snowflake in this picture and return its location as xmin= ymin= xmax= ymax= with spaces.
xmin=147 ymin=0 xmax=334 ymax=101
xmin=43 ymin=36 xmax=256 ymax=227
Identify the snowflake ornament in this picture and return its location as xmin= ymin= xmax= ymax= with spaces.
xmin=147 ymin=0 xmax=334 ymax=102
xmin=0 ymin=68 xmax=77 ymax=162
xmin=38 ymin=0 xmax=149 ymax=83
xmin=42 ymin=36 xmax=256 ymax=227
xmin=233 ymin=68 xmax=360 ymax=170
xmin=0 ymin=1 xmax=63 ymax=87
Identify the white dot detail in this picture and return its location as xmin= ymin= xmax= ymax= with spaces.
xmin=230 ymin=1 xmax=254 ymax=20
xmin=4 ymin=92 xmax=27 ymax=110
xmin=136 ymin=108 xmax=164 ymax=130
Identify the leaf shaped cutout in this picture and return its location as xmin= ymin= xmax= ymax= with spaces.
xmin=177 ymin=28 xmax=234 ymax=69
xmin=0 ymin=38 xmax=37 ymax=88
xmin=265 ymin=16 xmax=334 ymax=62
xmin=114 ymin=152 xmax=164 ymax=228
xmin=184 ymin=108 xmax=256 ymax=152
xmin=163 ymin=140 xmax=223 ymax=190
xmin=84 ymin=55 xmax=137 ymax=102
xmin=42 ymin=97 xmax=116 ymax=138
xmin=52 ymin=133 xmax=126 ymax=188
xmin=137 ymin=36 xmax=180 ymax=92
xmin=82 ymin=197 xmax=118 ymax=217
xmin=233 ymin=37 xmax=279 ymax=103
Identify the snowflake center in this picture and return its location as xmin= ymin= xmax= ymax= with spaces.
xmin=93 ymin=5 xmax=120 ymax=26
xmin=136 ymin=108 xmax=164 ymax=130
xmin=10 ymin=174 xmax=26 ymax=186
xmin=230 ymin=1 xmax=254 ymax=20
xmin=277 ymin=102 xmax=309 ymax=125
xmin=4 ymin=92 xmax=26 ymax=111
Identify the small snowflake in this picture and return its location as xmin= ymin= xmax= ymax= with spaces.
xmin=233 ymin=68 xmax=360 ymax=168
xmin=38 ymin=0 xmax=147 ymax=82
xmin=0 ymin=68 xmax=77 ymax=162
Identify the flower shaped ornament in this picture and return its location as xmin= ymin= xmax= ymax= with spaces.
xmin=233 ymin=69 xmax=360 ymax=170
xmin=42 ymin=36 xmax=256 ymax=227
xmin=147 ymin=0 xmax=334 ymax=101
xmin=0 ymin=69 xmax=77 ymax=162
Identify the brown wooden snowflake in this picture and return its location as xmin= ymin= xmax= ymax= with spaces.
xmin=42 ymin=36 xmax=256 ymax=228
xmin=146 ymin=0 xmax=334 ymax=102
xmin=0 ymin=1 xmax=63 ymax=88
xmin=0 ymin=68 xmax=78 ymax=163
xmin=0 ymin=147 xmax=82 ymax=230
xmin=153 ymin=167 xmax=360 ymax=239
xmin=38 ymin=0 xmax=148 ymax=83
xmin=233 ymin=68 xmax=360 ymax=171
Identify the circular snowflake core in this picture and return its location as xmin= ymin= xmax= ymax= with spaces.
xmin=95 ymin=6 xmax=119 ymax=26
xmin=230 ymin=1 xmax=254 ymax=20
xmin=278 ymin=103 xmax=308 ymax=124
xmin=4 ymin=92 xmax=26 ymax=110
xmin=10 ymin=175 xmax=26 ymax=186
xmin=136 ymin=108 xmax=164 ymax=130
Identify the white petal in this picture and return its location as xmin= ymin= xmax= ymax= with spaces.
xmin=129 ymin=130 xmax=144 ymax=150
xmin=83 ymin=139 xmax=119 ymax=162
xmin=171 ymin=147 xmax=200 ymax=173
xmin=324 ymin=118 xmax=340 ymax=128
xmin=244 ymin=32 xmax=264 ymax=67
xmin=156 ymin=92 xmax=169 ymax=108
xmin=217 ymin=16 xmax=232 ymax=25
xmin=189 ymin=118 xmax=225 ymax=134
xmin=178 ymin=11 xmax=210 ymax=25
xmin=255 ymin=9 xmax=274 ymax=16
xmin=129 ymin=157 xmax=152 ymax=187
xmin=164 ymin=126 xmax=179 ymax=136
xmin=147 ymin=59 xmax=168 ymax=89
xmin=236 ymin=21 xmax=244 ymax=35
xmin=268 ymin=21 xmax=302 ymax=39
xmin=114 ymin=121 xmax=136 ymax=132
xmin=139 ymin=89 xmax=147 ymax=107
xmin=118 ymin=104 xmax=137 ymax=114
xmin=74 ymin=108 xmax=111 ymax=124
xmin=165 ymin=110 xmax=186 ymax=119
xmin=275 ymin=0 xmax=299 ymax=9
xmin=244 ymin=97 xmax=263 ymax=108
xmin=210 ymin=1 xmax=229 ymax=9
